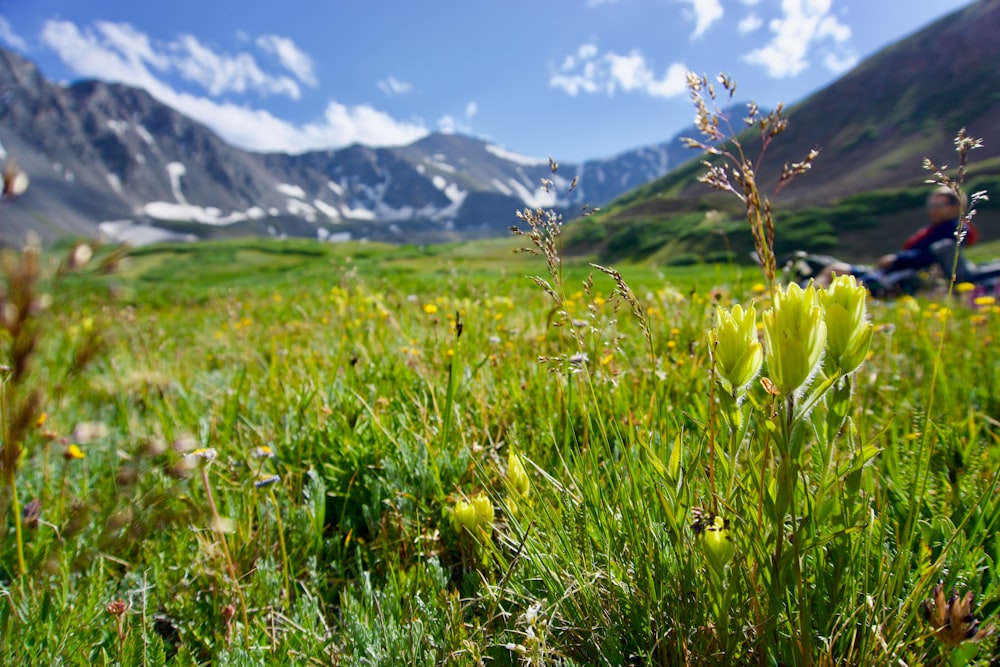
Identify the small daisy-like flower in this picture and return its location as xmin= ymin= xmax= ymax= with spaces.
xmin=956 ymin=282 xmax=976 ymax=293
xmin=186 ymin=447 xmax=218 ymax=462
xmin=973 ymin=295 xmax=996 ymax=307
xmin=63 ymin=444 xmax=86 ymax=460
xmin=423 ymin=303 xmax=439 ymax=314
xmin=254 ymin=474 xmax=281 ymax=488
xmin=252 ymin=446 xmax=274 ymax=458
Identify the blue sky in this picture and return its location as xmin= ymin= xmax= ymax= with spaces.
xmin=0 ymin=0 xmax=973 ymax=162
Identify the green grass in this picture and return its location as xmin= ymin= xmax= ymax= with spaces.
xmin=0 ymin=236 xmax=998 ymax=665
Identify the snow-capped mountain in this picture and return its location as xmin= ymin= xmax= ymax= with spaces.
xmin=0 ymin=46 xmax=682 ymax=246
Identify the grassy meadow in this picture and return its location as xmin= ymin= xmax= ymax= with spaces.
xmin=0 ymin=228 xmax=997 ymax=666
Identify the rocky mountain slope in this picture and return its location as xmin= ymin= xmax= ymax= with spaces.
xmin=0 ymin=46 xmax=687 ymax=246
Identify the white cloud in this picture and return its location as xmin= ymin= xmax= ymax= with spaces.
xmin=465 ymin=101 xmax=478 ymax=118
xmin=42 ymin=21 xmax=302 ymax=100
xmin=39 ymin=20 xmax=427 ymax=152
xmin=743 ymin=0 xmax=855 ymax=78
xmin=0 ymin=16 xmax=27 ymax=51
xmin=738 ymin=14 xmax=764 ymax=33
xmin=677 ymin=0 xmax=724 ymax=39
xmin=377 ymin=75 xmax=413 ymax=95
xmin=256 ymin=34 xmax=317 ymax=87
xmin=550 ymin=45 xmax=688 ymax=98
xmin=172 ymin=34 xmax=301 ymax=98
xmin=823 ymin=51 xmax=858 ymax=73
xmin=437 ymin=115 xmax=466 ymax=135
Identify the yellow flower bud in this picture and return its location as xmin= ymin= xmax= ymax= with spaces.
xmin=696 ymin=514 xmax=736 ymax=575
xmin=452 ymin=493 xmax=494 ymax=535
xmin=452 ymin=499 xmax=479 ymax=533
xmin=471 ymin=493 xmax=494 ymax=529
xmin=709 ymin=304 xmax=763 ymax=396
xmin=507 ymin=450 xmax=531 ymax=497
xmin=762 ymin=282 xmax=827 ymax=396
xmin=819 ymin=274 xmax=874 ymax=375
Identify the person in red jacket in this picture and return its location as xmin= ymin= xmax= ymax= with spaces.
xmin=876 ymin=186 xmax=976 ymax=272
xmin=816 ymin=186 xmax=976 ymax=287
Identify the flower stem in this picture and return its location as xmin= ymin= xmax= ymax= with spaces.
xmin=200 ymin=466 xmax=250 ymax=643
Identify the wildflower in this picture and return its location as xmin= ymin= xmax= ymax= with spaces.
xmin=762 ymin=282 xmax=827 ymax=396
xmin=423 ymin=303 xmax=439 ymax=314
xmin=973 ymin=295 xmax=996 ymax=307
xmin=34 ymin=412 xmax=47 ymax=428
xmin=105 ymin=600 xmax=128 ymax=616
xmin=709 ymin=303 xmax=763 ymax=397
xmin=692 ymin=509 xmax=736 ymax=576
xmin=63 ymin=444 xmax=85 ymax=460
xmin=568 ymin=352 xmax=588 ymax=366
xmin=956 ymin=282 xmax=976 ymax=293
xmin=452 ymin=493 xmax=494 ymax=536
xmin=819 ymin=274 xmax=873 ymax=376
xmin=507 ymin=450 xmax=531 ymax=497
xmin=922 ymin=583 xmax=995 ymax=646
xmin=186 ymin=447 xmax=218 ymax=463
xmin=253 ymin=474 xmax=281 ymax=488
xmin=252 ymin=446 xmax=274 ymax=458
xmin=752 ymin=283 xmax=767 ymax=295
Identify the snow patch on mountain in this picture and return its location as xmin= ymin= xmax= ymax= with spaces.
xmin=166 ymin=162 xmax=187 ymax=204
xmin=277 ymin=183 xmax=307 ymax=199
xmin=426 ymin=158 xmax=456 ymax=174
xmin=134 ymin=125 xmax=156 ymax=146
xmin=507 ymin=178 xmax=556 ymax=208
xmin=143 ymin=201 xmax=247 ymax=226
xmin=490 ymin=178 xmax=513 ymax=196
xmin=286 ymin=198 xmax=317 ymax=222
xmin=313 ymin=199 xmax=341 ymax=221
xmin=485 ymin=144 xmax=548 ymax=167
xmin=342 ymin=205 xmax=376 ymax=220
xmin=106 ymin=173 xmax=123 ymax=194
xmin=106 ymin=119 xmax=128 ymax=136
xmin=327 ymin=180 xmax=344 ymax=196
xmin=99 ymin=220 xmax=196 ymax=245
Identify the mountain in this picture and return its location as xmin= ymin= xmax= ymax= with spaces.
xmin=0 ymin=47 xmax=686 ymax=247
xmin=573 ymin=0 xmax=1000 ymax=262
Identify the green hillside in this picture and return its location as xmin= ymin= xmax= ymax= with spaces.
xmin=570 ymin=0 xmax=1000 ymax=263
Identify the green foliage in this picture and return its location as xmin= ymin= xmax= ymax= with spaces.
xmin=0 ymin=237 xmax=998 ymax=664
